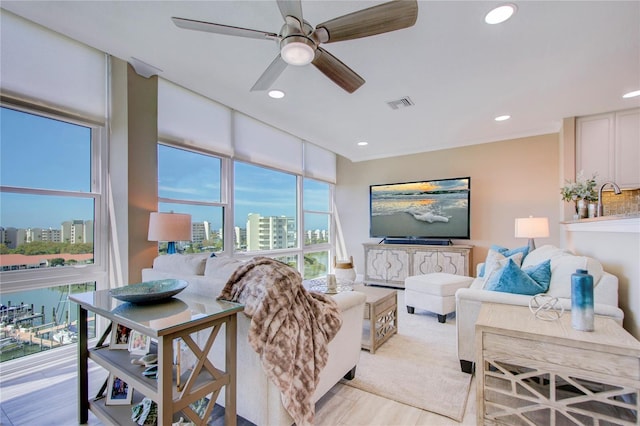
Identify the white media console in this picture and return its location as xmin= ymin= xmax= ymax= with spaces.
xmin=363 ymin=243 xmax=473 ymax=288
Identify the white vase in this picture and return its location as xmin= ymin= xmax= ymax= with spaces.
xmin=334 ymin=256 xmax=356 ymax=283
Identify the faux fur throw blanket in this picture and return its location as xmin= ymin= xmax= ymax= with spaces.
xmin=217 ymin=257 xmax=342 ymax=426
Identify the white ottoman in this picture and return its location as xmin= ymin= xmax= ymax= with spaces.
xmin=404 ymin=273 xmax=474 ymax=323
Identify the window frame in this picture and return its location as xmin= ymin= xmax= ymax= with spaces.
xmin=155 ymin=144 xmax=336 ymax=278
xmin=0 ymin=101 xmax=108 ymax=293
xmin=233 ymin=160 xmax=300 ymax=255
xmin=156 ymin=140 xmax=229 ymax=254
xmin=301 ymin=177 xmax=334 ymax=279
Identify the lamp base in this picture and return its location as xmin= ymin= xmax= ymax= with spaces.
xmin=527 ymin=239 xmax=536 ymax=253
xmin=167 ymin=241 xmax=177 ymax=254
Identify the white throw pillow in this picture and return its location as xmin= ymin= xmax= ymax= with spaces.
xmin=546 ymin=255 xmax=605 ymax=299
xmin=152 ymin=253 xmax=210 ymax=275
xmin=481 ymin=249 xmax=524 ymax=289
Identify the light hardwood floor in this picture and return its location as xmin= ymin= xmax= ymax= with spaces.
xmin=0 ymin=344 xmax=476 ymax=426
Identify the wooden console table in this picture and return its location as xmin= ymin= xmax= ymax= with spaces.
xmin=71 ymin=290 xmax=243 ymax=426
xmin=476 ymin=303 xmax=640 ymax=425
xmin=363 ymin=243 xmax=472 ymax=288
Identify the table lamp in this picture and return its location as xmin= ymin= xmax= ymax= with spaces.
xmin=514 ymin=216 xmax=549 ymax=253
xmin=148 ymin=212 xmax=192 ymax=254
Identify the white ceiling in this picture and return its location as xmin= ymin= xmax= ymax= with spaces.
xmin=2 ymin=1 xmax=639 ymax=162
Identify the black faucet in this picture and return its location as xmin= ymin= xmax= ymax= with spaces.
xmin=597 ymin=182 xmax=622 ymax=217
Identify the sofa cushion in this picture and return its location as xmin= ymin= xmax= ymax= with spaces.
xmin=204 ymin=256 xmax=245 ymax=281
xmin=152 ymin=253 xmax=210 ymax=275
xmin=480 ymin=249 xmax=524 ymax=287
xmin=521 ymin=244 xmax=571 ymax=269
xmin=546 ymin=255 xmax=604 ymax=298
xmin=485 ymin=259 xmax=551 ymax=295
xmin=479 ymin=245 xmax=529 ymax=277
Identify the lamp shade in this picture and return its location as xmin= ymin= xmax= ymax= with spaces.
xmin=514 ymin=217 xmax=549 ymax=238
xmin=148 ymin=212 xmax=192 ymax=242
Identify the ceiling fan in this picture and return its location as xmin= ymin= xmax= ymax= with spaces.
xmin=172 ymin=0 xmax=418 ymax=94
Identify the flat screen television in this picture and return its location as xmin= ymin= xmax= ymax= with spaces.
xmin=369 ymin=177 xmax=471 ymax=241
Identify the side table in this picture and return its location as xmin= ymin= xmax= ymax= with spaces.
xmin=353 ymin=285 xmax=398 ymax=354
xmin=70 ymin=290 xmax=243 ymax=426
xmin=476 ymin=303 xmax=640 ymax=425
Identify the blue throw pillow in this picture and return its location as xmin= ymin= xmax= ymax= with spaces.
xmin=485 ymin=259 xmax=551 ymax=295
xmin=479 ymin=244 xmax=530 ymax=277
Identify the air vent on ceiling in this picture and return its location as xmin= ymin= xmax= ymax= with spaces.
xmin=387 ymin=97 xmax=414 ymax=110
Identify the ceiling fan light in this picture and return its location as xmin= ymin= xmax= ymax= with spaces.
xmin=281 ymin=38 xmax=315 ymax=66
xmin=485 ymin=4 xmax=517 ymax=24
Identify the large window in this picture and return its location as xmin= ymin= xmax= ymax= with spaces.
xmin=234 ymin=161 xmax=297 ymax=253
xmin=0 ymin=106 xmax=103 ymax=271
xmin=157 ymin=144 xmax=225 ymax=253
xmin=303 ymin=178 xmax=332 ymax=279
xmin=0 ymin=105 xmax=105 ymax=360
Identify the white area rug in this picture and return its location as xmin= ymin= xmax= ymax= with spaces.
xmin=341 ymin=290 xmax=472 ymax=422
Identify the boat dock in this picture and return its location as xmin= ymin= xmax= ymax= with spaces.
xmin=0 ymin=303 xmax=45 ymax=326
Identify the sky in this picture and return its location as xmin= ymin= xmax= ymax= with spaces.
xmin=0 ymin=106 xmax=329 ymax=231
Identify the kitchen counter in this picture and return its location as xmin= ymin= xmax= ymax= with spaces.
xmin=562 ymin=213 xmax=640 ymax=233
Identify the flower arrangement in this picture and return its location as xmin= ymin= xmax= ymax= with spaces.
xmin=561 ymin=172 xmax=598 ymax=202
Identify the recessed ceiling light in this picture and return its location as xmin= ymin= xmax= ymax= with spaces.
xmin=495 ymin=115 xmax=511 ymax=121
xmin=357 ymin=141 xmax=368 ymax=146
xmin=268 ymin=90 xmax=285 ymax=99
xmin=485 ymin=4 xmax=517 ymax=24
xmin=623 ymin=90 xmax=640 ymax=98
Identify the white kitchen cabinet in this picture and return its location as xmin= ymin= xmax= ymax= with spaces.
xmin=615 ymin=108 xmax=640 ymax=188
xmin=577 ymin=108 xmax=639 ymax=189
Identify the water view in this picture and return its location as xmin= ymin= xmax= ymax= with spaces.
xmin=0 ymin=283 xmax=96 ymax=362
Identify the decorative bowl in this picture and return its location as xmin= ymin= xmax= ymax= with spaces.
xmin=109 ymin=279 xmax=189 ymax=304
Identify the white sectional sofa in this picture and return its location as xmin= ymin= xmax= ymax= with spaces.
xmin=455 ymin=245 xmax=624 ymax=374
xmin=142 ymin=254 xmax=366 ymax=425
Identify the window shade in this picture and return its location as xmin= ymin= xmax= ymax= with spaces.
xmin=304 ymin=142 xmax=336 ymax=183
xmin=233 ymin=113 xmax=303 ymax=174
xmin=158 ymin=79 xmax=233 ymax=156
xmin=0 ymin=12 xmax=106 ymax=122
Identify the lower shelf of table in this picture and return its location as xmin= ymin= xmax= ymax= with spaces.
xmin=90 ymin=394 xmax=211 ymax=426
xmin=89 ymin=344 xmax=220 ymax=399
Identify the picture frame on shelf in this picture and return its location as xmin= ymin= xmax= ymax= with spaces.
xmin=128 ymin=330 xmax=151 ymax=355
xmin=105 ymin=375 xmax=133 ymax=406
xmin=109 ymin=323 xmax=132 ymax=350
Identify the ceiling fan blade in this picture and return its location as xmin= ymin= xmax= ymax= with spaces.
xmin=172 ymin=17 xmax=279 ymax=41
xmin=250 ymin=54 xmax=289 ymax=91
xmin=316 ymin=0 xmax=418 ymax=43
xmin=277 ymin=0 xmax=304 ymax=25
xmin=312 ymin=47 xmax=365 ymax=94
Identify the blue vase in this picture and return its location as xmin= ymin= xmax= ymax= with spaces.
xmin=571 ymin=269 xmax=594 ymax=331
